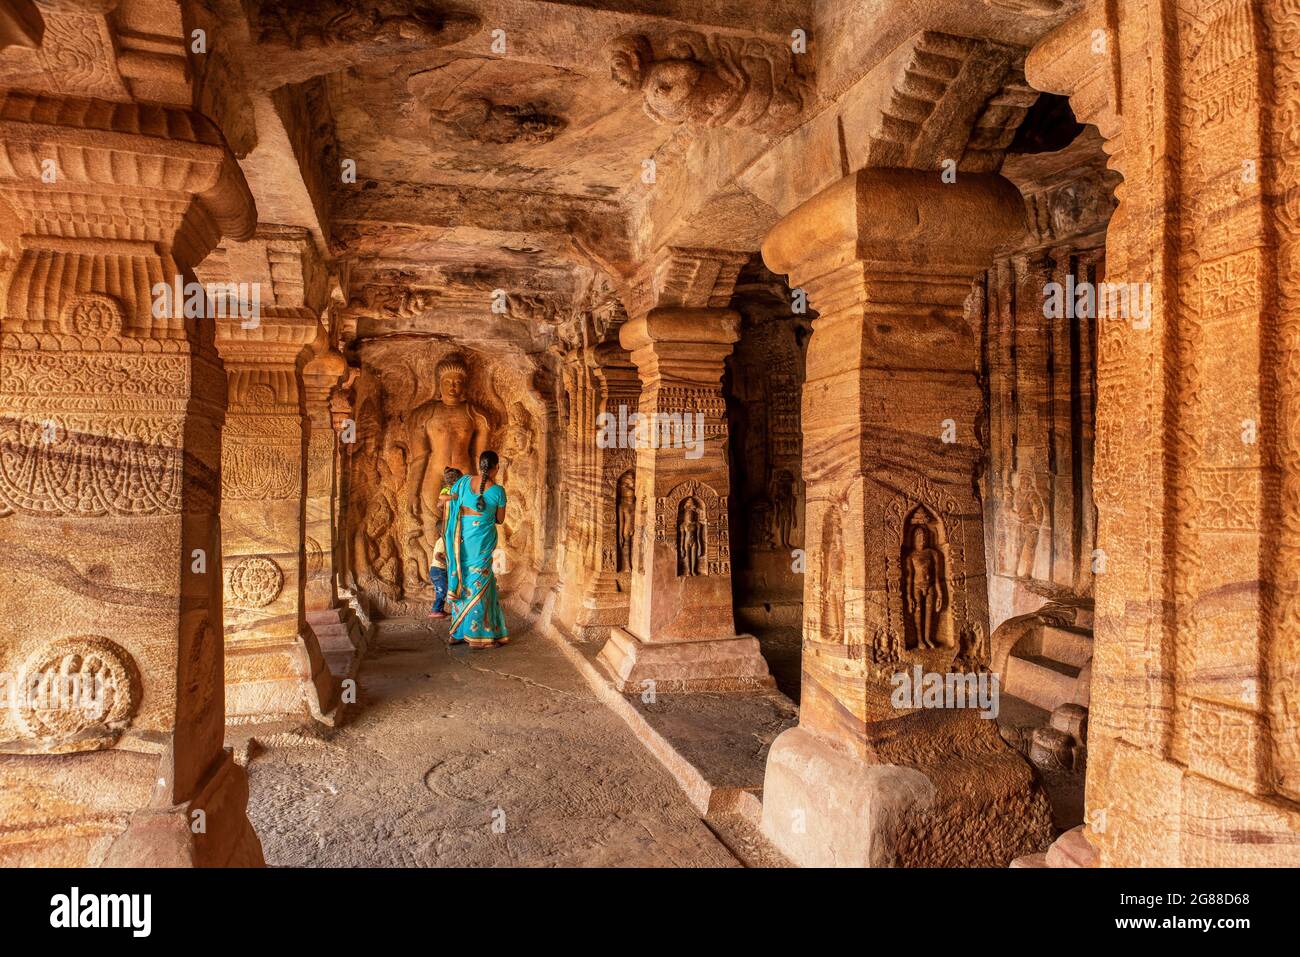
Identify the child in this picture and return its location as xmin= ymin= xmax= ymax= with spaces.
xmin=427 ymin=527 xmax=449 ymax=619
xmin=427 ymin=467 xmax=462 ymax=620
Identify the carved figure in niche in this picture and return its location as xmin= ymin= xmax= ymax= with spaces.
xmin=770 ymin=469 xmax=797 ymax=548
xmin=408 ymin=352 xmax=491 ymax=529
xmin=819 ymin=502 xmax=845 ymax=642
xmin=363 ymin=497 xmax=402 ymax=597
xmin=955 ymin=622 xmax=988 ymax=671
xmin=499 ymin=402 xmax=533 ymax=487
xmin=615 ymin=469 xmax=635 ymax=573
xmin=749 ymin=498 xmax=775 ymax=551
xmin=431 ymin=95 xmax=566 ymax=145
xmin=904 ymin=524 xmax=947 ymax=649
xmin=677 ymin=497 xmax=704 ymax=576
xmin=608 ymin=31 xmax=809 ymax=134
xmin=1012 ymin=472 xmax=1046 ymax=579
xmin=257 ymin=1 xmax=464 ymax=49
xmin=359 ymin=285 xmax=433 ymax=320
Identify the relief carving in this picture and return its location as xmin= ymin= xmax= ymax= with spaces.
xmin=615 ymin=469 xmax=635 ymax=573
xmin=903 ymin=511 xmax=949 ymax=650
xmin=63 ymin=294 xmax=124 ymax=338
xmin=654 ymin=479 xmax=728 ymax=575
xmin=10 ymin=636 xmax=140 ymax=753
xmin=608 ymin=31 xmax=811 ymax=134
xmin=0 ymin=414 xmax=184 ymax=517
xmin=677 ymin=497 xmax=704 ymax=576
xmin=228 ymin=556 xmax=285 ymax=608
xmin=430 ymin=96 xmax=566 ymax=145
xmin=257 ymin=0 xmax=466 ymax=49
xmin=408 ymin=351 xmax=492 ymax=522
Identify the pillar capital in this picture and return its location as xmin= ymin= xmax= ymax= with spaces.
xmin=763 ymin=167 xmax=1025 ymax=292
xmin=0 ymin=92 xmax=255 ymax=274
xmin=619 ymin=307 xmax=740 ymax=388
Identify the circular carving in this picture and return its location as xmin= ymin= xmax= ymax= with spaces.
xmin=306 ymin=536 xmax=325 ymax=576
xmin=13 ymin=636 xmax=140 ymax=748
xmin=243 ymin=383 xmax=277 ymax=408
xmin=229 ymin=556 xmax=284 ymax=607
xmin=63 ymin=294 xmax=124 ymax=337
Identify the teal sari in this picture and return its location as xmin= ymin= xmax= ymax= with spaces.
xmin=444 ymin=474 xmax=509 ymax=647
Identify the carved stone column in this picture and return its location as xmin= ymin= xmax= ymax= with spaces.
xmin=1022 ymin=0 xmax=1300 ymax=867
xmin=330 ymin=364 xmax=360 ymax=597
xmin=302 ymin=330 xmax=366 ymax=680
xmin=598 ymin=302 xmax=774 ymax=692
xmin=759 ymin=167 xmax=1052 ymax=867
xmin=574 ymin=341 xmax=640 ymax=640
xmin=550 ymin=347 xmax=595 ymax=635
xmin=0 ymin=92 xmax=263 ymax=866
xmin=215 ymin=312 xmax=339 ymax=725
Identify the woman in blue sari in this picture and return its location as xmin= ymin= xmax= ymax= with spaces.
xmin=444 ymin=449 xmax=509 ymax=648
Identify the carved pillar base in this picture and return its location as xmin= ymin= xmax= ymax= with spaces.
xmin=599 ymin=627 xmax=773 ymax=693
xmin=307 ymin=605 xmax=369 ymax=681
xmin=0 ymin=748 xmax=262 ymax=868
xmin=760 ymin=717 xmax=1051 ymax=868
xmin=224 ymin=633 xmax=339 ymax=726
xmin=571 ymin=570 xmax=630 ymax=641
xmin=101 ymin=751 xmax=264 ymax=867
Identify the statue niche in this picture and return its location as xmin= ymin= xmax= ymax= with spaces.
xmin=770 ymin=468 xmax=798 ymax=548
xmin=615 ymin=469 xmax=635 ymax=573
xmin=902 ymin=508 xmax=949 ymax=650
xmin=500 ymin=401 xmax=538 ymax=569
xmin=818 ymin=498 xmax=845 ymax=642
xmin=677 ymin=496 xmax=705 ymax=577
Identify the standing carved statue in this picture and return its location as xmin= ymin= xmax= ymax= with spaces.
xmin=615 ymin=470 xmax=635 ymax=573
xmin=771 ymin=469 xmax=797 ymax=548
xmin=677 ymin=497 xmax=704 ymax=576
xmin=820 ymin=503 xmax=845 ymax=642
xmin=499 ymin=402 xmax=533 ymax=487
xmin=407 ymin=352 xmax=491 ymax=533
xmin=905 ymin=524 xmax=946 ymax=649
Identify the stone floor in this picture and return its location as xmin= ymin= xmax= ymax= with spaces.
xmin=241 ymin=616 xmax=750 ymax=867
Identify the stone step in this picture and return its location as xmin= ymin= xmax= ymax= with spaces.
xmin=1005 ymin=653 xmax=1081 ymax=713
xmin=1039 ymin=624 xmax=1093 ymax=669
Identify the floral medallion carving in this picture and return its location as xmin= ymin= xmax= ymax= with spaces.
xmin=63 ymin=294 xmax=125 ymax=338
xmin=11 ymin=636 xmax=141 ymax=752
xmin=229 ymin=555 xmax=285 ymax=608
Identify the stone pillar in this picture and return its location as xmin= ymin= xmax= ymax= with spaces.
xmin=215 ymin=312 xmax=339 ymax=725
xmin=758 ymin=167 xmax=1052 ymax=867
xmin=575 ymin=341 xmax=640 ymax=640
xmin=598 ymin=307 xmax=774 ymax=692
xmin=1022 ymin=0 xmax=1300 ymax=867
xmin=550 ymin=348 xmax=595 ymax=635
xmin=0 ymin=92 xmax=262 ymax=865
xmin=330 ymin=365 xmax=360 ymax=596
xmin=302 ymin=331 xmax=366 ymax=680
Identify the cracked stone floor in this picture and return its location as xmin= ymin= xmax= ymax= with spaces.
xmin=241 ymin=615 xmax=743 ymax=867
